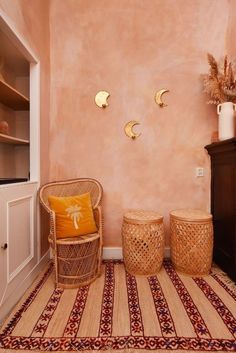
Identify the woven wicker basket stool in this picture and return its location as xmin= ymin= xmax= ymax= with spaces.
xmin=122 ymin=210 xmax=164 ymax=275
xmin=170 ymin=209 xmax=213 ymax=276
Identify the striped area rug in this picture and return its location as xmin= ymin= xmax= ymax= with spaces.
xmin=0 ymin=260 xmax=236 ymax=352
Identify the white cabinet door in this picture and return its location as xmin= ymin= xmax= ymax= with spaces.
xmin=0 ymin=182 xmax=38 ymax=308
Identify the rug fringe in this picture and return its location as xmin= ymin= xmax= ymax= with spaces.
xmin=0 ymin=349 xmax=220 ymax=353
xmin=211 ymin=264 xmax=236 ymax=294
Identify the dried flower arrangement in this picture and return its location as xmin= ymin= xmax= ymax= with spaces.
xmin=203 ymin=53 xmax=236 ymax=105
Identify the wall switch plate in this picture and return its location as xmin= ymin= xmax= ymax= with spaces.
xmin=196 ymin=167 xmax=204 ymax=177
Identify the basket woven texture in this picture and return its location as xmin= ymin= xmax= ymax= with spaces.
xmin=39 ymin=178 xmax=103 ymax=288
xmin=122 ymin=210 xmax=164 ymax=275
xmin=56 ymin=234 xmax=100 ymax=287
xmin=170 ymin=209 xmax=213 ymax=276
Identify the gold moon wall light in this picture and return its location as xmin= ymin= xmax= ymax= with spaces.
xmin=95 ymin=91 xmax=110 ymax=108
xmin=124 ymin=120 xmax=141 ymax=139
xmin=155 ymin=89 xmax=169 ymax=107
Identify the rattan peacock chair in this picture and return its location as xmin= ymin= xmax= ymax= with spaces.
xmin=39 ymin=178 xmax=103 ymax=288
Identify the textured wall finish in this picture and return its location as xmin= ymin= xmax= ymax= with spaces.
xmin=227 ymin=0 xmax=236 ymax=58
xmin=49 ymin=0 xmax=230 ymax=246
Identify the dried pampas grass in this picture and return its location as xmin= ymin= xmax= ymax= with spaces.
xmin=203 ymin=53 xmax=236 ymax=104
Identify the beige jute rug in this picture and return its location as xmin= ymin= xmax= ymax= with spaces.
xmin=0 ymin=260 xmax=235 ymax=353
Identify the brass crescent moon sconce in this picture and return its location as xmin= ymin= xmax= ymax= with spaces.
xmin=155 ymin=89 xmax=169 ymax=107
xmin=124 ymin=120 xmax=141 ymax=139
xmin=95 ymin=91 xmax=110 ymax=108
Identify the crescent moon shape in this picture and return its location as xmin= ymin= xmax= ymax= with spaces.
xmin=95 ymin=91 xmax=110 ymax=108
xmin=124 ymin=120 xmax=141 ymax=139
xmin=155 ymin=89 xmax=169 ymax=107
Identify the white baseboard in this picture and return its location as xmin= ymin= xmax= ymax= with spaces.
xmin=103 ymin=246 xmax=170 ymax=260
xmin=165 ymin=246 xmax=171 ymax=258
xmin=103 ymin=247 xmax=123 ymax=259
xmin=0 ymin=250 xmax=50 ymax=323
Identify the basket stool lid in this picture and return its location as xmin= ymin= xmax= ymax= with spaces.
xmin=124 ymin=210 xmax=163 ymax=224
xmin=170 ymin=209 xmax=212 ymax=221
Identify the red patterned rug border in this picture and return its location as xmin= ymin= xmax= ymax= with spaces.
xmin=99 ymin=261 xmax=115 ymax=336
xmin=1 ymin=262 xmax=53 ymax=336
xmin=163 ymin=262 xmax=211 ymax=338
xmin=148 ymin=275 xmax=177 ymax=337
xmin=126 ymin=271 xmax=144 ymax=336
xmin=0 ymin=335 xmax=235 ymax=351
xmin=194 ymin=278 xmax=236 ymax=338
xmin=63 ymin=285 xmax=89 ymax=337
xmin=31 ymin=287 xmax=64 ymax=337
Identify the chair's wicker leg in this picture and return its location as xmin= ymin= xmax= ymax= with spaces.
xmin=96 ymin=239 xmax=102 ymax=277
xmin=54 ymin=243 xmax=59 ymax=287
xmin=97 ymin=206 xmax=103 ymax=275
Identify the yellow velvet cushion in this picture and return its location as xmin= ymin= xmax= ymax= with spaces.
xmin=48 ymin=192 xmax=97 ymax=239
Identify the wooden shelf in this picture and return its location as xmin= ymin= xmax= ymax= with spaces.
xmin=0 ymin=133 xmax=29 ymax=145
xmin=0 ymin=79 xmax=29 ymax=110
xmin=0 ymin=178 xmax=28 ymax=184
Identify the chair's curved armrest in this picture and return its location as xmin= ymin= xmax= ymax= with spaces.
xmin=48 ymin=210 xmax=57 ymax=245
xmin=93 ymin=205 xmax=103 ymax=237
xmin=38 ymin=191 xmax=52 ymax=215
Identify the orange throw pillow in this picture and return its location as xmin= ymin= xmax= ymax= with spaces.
xmin=48 ymin=192 xmax=97 ymax=239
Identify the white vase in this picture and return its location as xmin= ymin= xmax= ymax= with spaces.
xmin=217 ymin=102 xmax=236 ymax=141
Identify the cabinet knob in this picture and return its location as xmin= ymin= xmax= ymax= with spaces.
xmin=1 ymin=243 xmax=8 ymax=250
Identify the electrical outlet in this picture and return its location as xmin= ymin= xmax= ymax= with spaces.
xmin=196 ymin=167 xmax=204 ymax=177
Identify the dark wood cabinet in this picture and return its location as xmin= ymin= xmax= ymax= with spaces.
xmin=205 ymin=138 xmax=236 ymax=282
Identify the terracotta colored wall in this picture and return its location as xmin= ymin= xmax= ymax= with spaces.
xmin=49 ymin=0 xmax=230 ymax=247
xmin=0 ymin=0 xmax=50 ymax=255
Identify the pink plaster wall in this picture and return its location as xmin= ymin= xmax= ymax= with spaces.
xmin=0 ymin=0 xmax=51 ymax=254
xmin=49 ymin=0 xmax=230 ymax=247
xmin=227 ymin=0 xmax=236 ymax=57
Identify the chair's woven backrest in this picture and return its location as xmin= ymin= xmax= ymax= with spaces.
xmin=39 ymin=178 xmax=103 ymax=213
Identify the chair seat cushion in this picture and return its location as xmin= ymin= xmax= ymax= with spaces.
xmin=48 ymin=192 xmax=97 ymax=239
xmin=56 ymin=232 xmax=100 ymax=244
